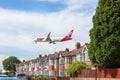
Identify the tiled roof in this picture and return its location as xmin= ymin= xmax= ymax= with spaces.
xmin=38 ymin=56 xmax=48 ymax=61
xmin=68 ymin=46 xmax=84 ymax=56
xmin=24 ymin=60 xmax=30 ymax=65
xmin=19 ymin=63 xmax=24 ymax=66
xmin=48 ymin=52 xmax=59 ymax=59
xmin=59 ymin=51 xmax=70 ymax=56
xmin=67 ymin=49 xmax=77 ymax=56
xmin=76 ymin=46 xmax=84 ymax=53
xmin=31 ymin=59 xmax=37 ymax=63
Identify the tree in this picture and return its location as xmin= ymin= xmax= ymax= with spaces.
xmin=66 ymin=62 xmax=90 ymax=76
xmin=2 ymin=56 xmax=21 ymax=72
xmin=89 ymin=0 xmax=120 ymax=68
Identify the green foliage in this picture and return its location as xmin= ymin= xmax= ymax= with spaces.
xmin=2 ymin=56 xmax=21 ymax=72
xmin=66 ymin=62 xmax=90 ymax=75
xmin=4 ymin=71 xmax=16 ymax=77
xmin=89 ymin=0 xmax=120 ymax=68
xmin=32 ymin=75 xmax=49 ymax=80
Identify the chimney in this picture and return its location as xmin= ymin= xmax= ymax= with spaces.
xmin=44 ymin=55 xmax=47 ymax=57
xmin=65 ymin=48 xmax=69 ymax=52
xmin=75 ymin=42 xmax=81 ymax=49
xmin=39 ymin=54 xmax=42 ymax=58
xmin=23 ymin=60 xmax=25 ymax=63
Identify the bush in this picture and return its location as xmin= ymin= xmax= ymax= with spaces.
xmin=66 ymin=61 xmax=90 ymax=76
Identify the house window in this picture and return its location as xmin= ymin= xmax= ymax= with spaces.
xmin=29 ymin=63 xmax=31 ymax=68
xmin=73 ymin=57 xmax=76 ymax=62
xmin=32 ymin=64 xmax=35 ymax=68
xmin=49 ymin=70 xmax=54 ymax=76
xmin=44 ymin=70 xmax=49 ymax=76
xmin=29 ymin=62 xmax=35 ymax=68
xmin=35 ymin=63 xmax=38 ymax=67
xmin=80 ymin=54 xmax=82 ymax=61
xmin=76 ymin=53 xmax=82 ymax=61
xmin=59 ymin=70 xmax=64 ymax=76
xmin=44 ymin=61 xmax=48 ymax=66
xmin=27 ymin=64 xmax=29 ymax=68
xmin=82 ymin=53 xmax=85 ymax=61
xmin=24 ymin=65 xmax=27 ymax=68
xmin=49 ymin=59 xmax=54 ymax=65
xmin=76 ymin=54 xmax=79 ymax=61
xmin=39 ymin=71 xmax=42 ymax=75
xmin=39 ymin=62 xmax=43 ymax=66
xmin=20 ymin=66 xmax=22 ymax=70
xmin=69 ymin=57 xmax=72 ymax=63
xmin=59 ymin=57 xmax=65 ymax=64
xmin=84 ymin=52 xmax=90 ymax=61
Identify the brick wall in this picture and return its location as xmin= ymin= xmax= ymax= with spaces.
xmin=70 ymin=78 xmax=120 ymax=80
xmin=71 ymin=68 xmax=120 ymax=80
xmin=77 ymin=68 xmax=120 ymax=78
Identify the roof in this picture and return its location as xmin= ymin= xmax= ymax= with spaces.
xmin=48 ymin=52 xmax=59 ymax=59
xmin=68 ymin=46 xmax=84 ymax=56
xmin=59 ymin=51 xmax=69 ymax=56
xmin=38 ymin=56 xmax=48 ymax=61
xmin=30 ymin=59 xmax=37 ymax=63
xmin=81 ymin=43 xmax=89 ymax=52
xmin=16 ymin=42 xmax=89 ymax=66
xmin=83 ymin=42 xmax=88 ymax=48
xmin=67 ymin=49 xmax=77 ymax=56
xmin=24 ymin=60 xmax=30 ymax=65
xmin=19 ymin=63 xmax=24 ymax=66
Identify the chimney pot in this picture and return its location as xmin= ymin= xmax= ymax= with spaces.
xmin=75 ymin=42 xmax=81 ymax=49
xmin=65 ymin=48 xmax=69 ymax=52
xmin=39 ymin=54 xmax=42 ymax=58
xmin=23 ymin=60 xmax=25 ymax=63
xmin=45 ymin=55 xmax=47 ymax=57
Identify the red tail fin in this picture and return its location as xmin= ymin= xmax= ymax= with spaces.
xmin=67 ymin=30 xmax=73 ymax=38
xmin=61 ymin=30 xmax=74 ymax=41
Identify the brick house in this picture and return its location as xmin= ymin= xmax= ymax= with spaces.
xmin=16 ymin=42 xmax=91 ymax=78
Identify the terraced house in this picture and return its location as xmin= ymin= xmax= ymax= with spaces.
xmin=16 ymin=42 xmax=91 ymax=79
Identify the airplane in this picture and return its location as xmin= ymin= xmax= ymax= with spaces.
xmin=34 ymin=30 xmax=74 ymax=44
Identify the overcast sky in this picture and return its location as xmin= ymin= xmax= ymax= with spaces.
xmin=0 ymin=0 xmax=98 ymax=70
